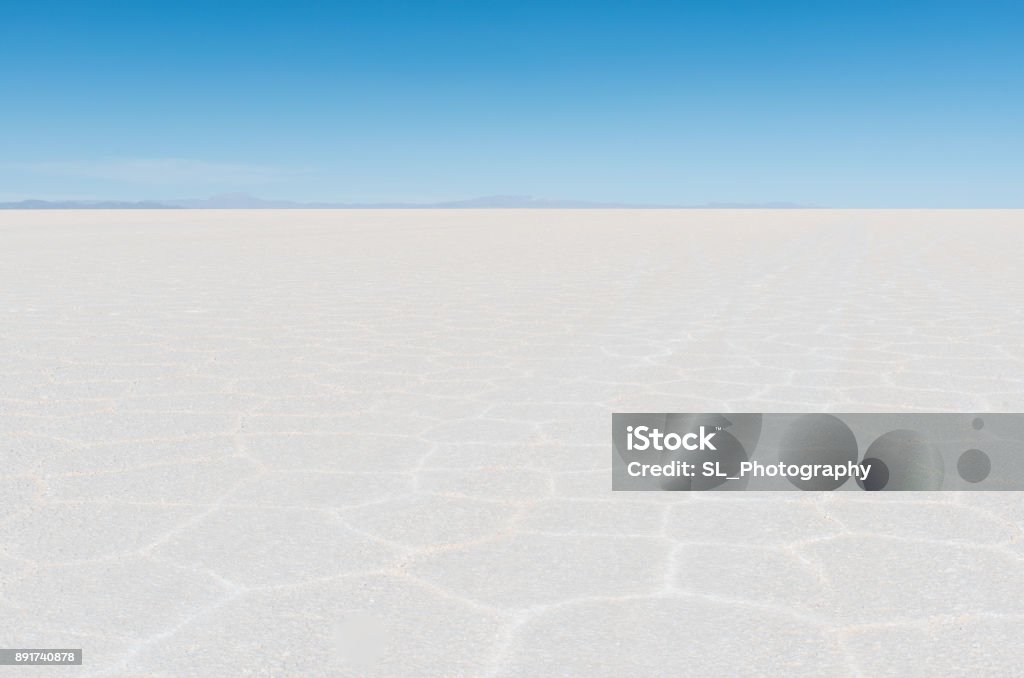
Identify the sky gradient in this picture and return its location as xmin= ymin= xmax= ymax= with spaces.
xmin=2 ymin=1 xmax=1022 ymax=206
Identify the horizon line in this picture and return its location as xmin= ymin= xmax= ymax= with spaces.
xmin=5 ymin=193 xmax=1024 ymax=210
xmin=1 ymin=193 xmax=820 ymax=210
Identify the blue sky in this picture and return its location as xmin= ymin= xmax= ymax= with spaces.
xmin=2 ymin=1 xmax=1022 ymax=206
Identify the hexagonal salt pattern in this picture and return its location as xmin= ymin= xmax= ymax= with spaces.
xmin=2 ymin=209 xmax=1023 ymax=676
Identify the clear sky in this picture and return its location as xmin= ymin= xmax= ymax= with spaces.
xmin=2 ymin=1 xmax=1022 ymax=206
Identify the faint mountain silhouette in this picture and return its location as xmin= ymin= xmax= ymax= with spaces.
xmin=166 ymin=193 xmax=308 ymax=208
xmin=0 ymin=199 xmax=176 ymax=209
xmin=0 ymin=193 xmax=817 ymax=209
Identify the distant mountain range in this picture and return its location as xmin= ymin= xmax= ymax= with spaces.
xmin=0 ymin=193 xmax=812 ymax=209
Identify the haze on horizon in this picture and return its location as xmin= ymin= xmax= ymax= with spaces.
xmin=2 ymin=1 xmax=1023 ymax=207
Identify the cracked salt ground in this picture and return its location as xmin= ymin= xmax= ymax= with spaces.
xmin=1 ymin=209 xmax=1024 ymax=676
